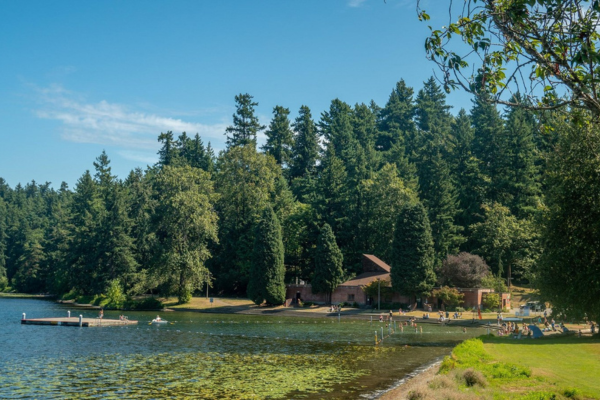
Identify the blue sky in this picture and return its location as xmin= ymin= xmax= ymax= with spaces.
xmin=0 ymin=0 xmax=473 ymax=188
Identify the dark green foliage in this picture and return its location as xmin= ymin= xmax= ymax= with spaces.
xmin=248 ymin=206 xmax=285 ymax=305
xmin=212 ymin=145 xmax=282 ymax=294
xmin=225 ymin=93 xmax=265 ymax=149
xmin=0 ymin=78 xmax=566 ymax=313
xmin=262 ymin=106 xmax=294 ymax=166
xmin=290 ymin=105 xmax=319 ymax=180
xmin=151 ymin=165 xmax=218 ymax=304
xmin=390 ymin=202 xmax=436 ymax=301
xmin=312 ymin=223 xmax=344 ymax=304
xmin=539 ymin=118 xmax=600 ymax=321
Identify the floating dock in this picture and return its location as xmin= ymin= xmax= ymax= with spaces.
xmin=21 ymin=317 xmax=138 ymax=327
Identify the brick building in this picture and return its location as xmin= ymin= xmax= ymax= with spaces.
xmin=286 ymin=254 xmax=511 ymax=310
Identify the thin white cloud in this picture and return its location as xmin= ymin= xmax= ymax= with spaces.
xmin=348 ymin=0 xmax=367 ymax=7
xmin=117 ymin=150 xmax=159 ymax=164
xmin=34 ymin=85 xmax=228 ymax=153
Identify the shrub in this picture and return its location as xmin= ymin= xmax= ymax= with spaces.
xmin=432 ymin=286 xmax=464 ymax=308
xmin=61 ymin=289 xmax=79 ymax=301
xmin=455 ymin=307 xmax=465 ymax=312
xmin=0 ymin=275 xmax=8 ymax=292
xmin=438 ymin=252 xmax=491 ymax=287
xmin=482 ymin=293 xmax=500 ymax=310
xmin=303 ymin=301 xmax=314 ymax=307
xmin=407 ymin=388 xmax=429 ymax=400
xmin=105 ymin=279 xmax=126 ymax=309
xmin=428 ymin=375 xmax=455 ymax=390
xmin=563 ymin=388 xmax=582 ymax=399
xmin=462 ymin=368 xmax=487 ymax=387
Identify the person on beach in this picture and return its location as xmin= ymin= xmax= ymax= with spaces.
xmin=99 ymin=309 xmax=104 ymax=319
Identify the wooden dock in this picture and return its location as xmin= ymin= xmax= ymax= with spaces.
xmin=21 ymin=317 xmax=138 ymax=327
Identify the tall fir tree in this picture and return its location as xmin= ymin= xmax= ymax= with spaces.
xmin=225 ymin=93 xmax=265 ymax=149
xmin=262 ymin=106 xmax=294 ymax=166
xmin=312 ymin=223 xmax=344 ymax=304
xmin=157 ymin=131 xmax=178 ymax=167
xmin=449 ymin=110 xmax=488 ymax=239
xmin=378 ymin=79 xmax=416 ymax=152
xmin=499 ymin=103 xmax=541 ymax=218
xmin=247 ymin=206 xmax=286 ymax=305
xmin=290 ymin=105 xmax=319 ymax=180
xmin=390 ymin=202 xmax=436 ymax=306
xmin=470 ymin=92 xmax=504 ymax=203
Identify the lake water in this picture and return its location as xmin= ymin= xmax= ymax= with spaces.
xmin=0 ymin=298 xmax=485 ymax=399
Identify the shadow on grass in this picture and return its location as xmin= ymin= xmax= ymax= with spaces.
xmin=482 ymin=333 xmax=600 ymax=345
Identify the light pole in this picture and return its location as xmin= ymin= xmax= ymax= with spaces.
xmin=377 ymin=279 xmax=381 ymax=311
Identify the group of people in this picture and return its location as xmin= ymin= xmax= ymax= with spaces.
xmin=329 ymin=304 xmax=342 ymax=312
xmin=498 ymin=321 xmax=530 ymax=337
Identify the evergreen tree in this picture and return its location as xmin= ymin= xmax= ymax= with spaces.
xmin=319 ymin=99 xmax=357 ymax=165
xmin=92 ymin=152 xmax=138 ymax=292
xmin=212 ymin=145 xmax=282 ymax=294
xmin=225 ymin=93 xmax=265 ymax=149
xmin=377 ymin=79 xmax=416 ymax=152
xmin=499 ymin=103 xmax=541 ymax=218
xmin=157 ymin=131 xmax=178 ymax=166
xmin=68 ymin=170 xmax=102 ymax=294
xmin=470 ymin=93 xmax=504 ymax=203
xmin=539 ymin=117 xmax=600 ymax=321
xmin=390 ymin=202 xmax=436 ymax=306
xmin=290 ymin=105 xmax=319 ymax=180
xmin=312 ymin=223 xmax=344 ymax=304
xmin=248 ymin=206 xmax=286 ymax=305
xmin=262 ymin=106 xmax=294 ymax=166
xmin=449 ymin=110 xmax=487 ymax=234
xmin=414 ymin=77 xmax=453 ymax=153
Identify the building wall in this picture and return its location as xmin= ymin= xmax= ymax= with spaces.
xmin=286 ymin=284 xmax=509 ymax=309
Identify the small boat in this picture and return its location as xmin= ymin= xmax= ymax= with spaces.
xmin=152 ymin=318 xmax=168 ymax=324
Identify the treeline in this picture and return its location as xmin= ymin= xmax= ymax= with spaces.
xmin=0 ymin=78 xmax=551 ymax=302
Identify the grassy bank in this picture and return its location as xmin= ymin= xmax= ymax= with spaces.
xmin=404 ymin=335 xmax=600 ymax=400
xmin=0 ymin=292 xmax=55 ymax=299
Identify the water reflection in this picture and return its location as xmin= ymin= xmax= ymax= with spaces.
xmin=0 ymin=298 xmax=484 ymax=399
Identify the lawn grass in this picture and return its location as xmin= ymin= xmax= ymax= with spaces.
xmin=429 ymin=335 xmax=600 ymax=399
xmin=483 ymin=336 xmax=600 ymax=398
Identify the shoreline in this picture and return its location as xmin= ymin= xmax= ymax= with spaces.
xmin=375 ymin=360 xmax=442 ymax=400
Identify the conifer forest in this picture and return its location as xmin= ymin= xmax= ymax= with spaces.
xmin=0 ymin=78 xmax=595 ymax=319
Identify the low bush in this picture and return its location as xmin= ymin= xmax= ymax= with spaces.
xmin=302 ymin=301 xmax=314 ymax=307
xmin=61 ymin=289 xmax=79 ymax=301
xmin=455 ymin=307 xmax=465 ymax=312
xmin=407 ymin=388 xmax=428 ymax=400
xmin=563 ymin=388 xmax=583 ymax=399
xmin=428 ymin=375 xmax=455 ymax=390
xmin=462 ymin=368 xmax=487 ymax=387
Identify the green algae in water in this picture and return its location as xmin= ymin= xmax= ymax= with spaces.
xmin=2 ymin=346 xmax=398 ymax=399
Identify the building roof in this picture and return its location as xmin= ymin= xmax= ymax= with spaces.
xmin=339 ymin=271 xmax=389 ymax=287
xmin=362 ymin=254 xmax=391 ymax=272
